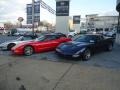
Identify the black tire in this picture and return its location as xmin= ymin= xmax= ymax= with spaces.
xmin=24 ymin=46 xmax=34 ymax=56
xmin=106 ymin=44 xmax=113 ymax=51
xmin=7 ymin=43 xmax=16 ymax=50
xmin=83 ymin=49 xmax=91 ymax=61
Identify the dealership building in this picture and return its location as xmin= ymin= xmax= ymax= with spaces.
xmin=86 ymin=14 xmax=118 ymax=33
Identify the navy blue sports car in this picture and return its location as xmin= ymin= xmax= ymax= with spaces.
xmin=56 ymin=34 xmax=114 ymax=60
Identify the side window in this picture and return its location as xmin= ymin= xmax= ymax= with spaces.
xmin=23 ymin=37 xmax=32 ymax=41
xmin=56 ymin=35 xmax=61 ymax=39
xmin=61 ymin=34 xmax=66 ymax=37
xmin=94 ymin=36 xmax=103 ymax=42
xmin=56 ymin=35 xmax=66 ymax=39
xmin=45 ymin=36 xmax=57 ymax=41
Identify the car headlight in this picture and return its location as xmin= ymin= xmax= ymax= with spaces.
xmin=75 ymin=48 xmax=86 ymax=55
xmin=58 ymin=43 xmax=65 ymax=48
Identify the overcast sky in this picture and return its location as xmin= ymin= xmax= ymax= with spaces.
xmin=0 ymin=0 xmax=118 ymax=24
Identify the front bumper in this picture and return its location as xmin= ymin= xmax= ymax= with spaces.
xmin=11 ymin=49 xmax=24 ymax=55
xmin=56 ymin=48 xmax=81 ymax=58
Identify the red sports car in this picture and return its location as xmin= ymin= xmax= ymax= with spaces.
xmin=11 ymin=33 xmax=71 ymax=56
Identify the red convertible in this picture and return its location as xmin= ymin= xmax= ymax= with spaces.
xmin=11 ymin=33 xmax=71 ymax=55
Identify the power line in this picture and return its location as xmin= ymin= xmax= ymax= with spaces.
xmin=40 ymin=0 xmax=56 ymax=15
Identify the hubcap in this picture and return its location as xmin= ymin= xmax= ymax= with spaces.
xmin=24 ymin=47 xmax=33 ymax=55
xmin=85 ymin=50 xmax=91 ymax=60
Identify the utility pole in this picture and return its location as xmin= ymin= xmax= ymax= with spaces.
xmin=117 ymin=13 xmax=120 ymax=33
xmin=32 ymin=0 xmax=35 ymax=35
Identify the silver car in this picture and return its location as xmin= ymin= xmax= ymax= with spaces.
xmin=0 ymin=36 xmax=34 ymax=50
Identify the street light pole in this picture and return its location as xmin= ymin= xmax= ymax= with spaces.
xmin=32 ymin=0 xmax=35 ymax=35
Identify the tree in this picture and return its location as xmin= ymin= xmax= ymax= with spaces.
xmin=18 ymin=17 xmax=24 ymax=28
xmin=38 ymin=21 xmax=44 ymax=26
xmin=4 ymin=22 xmax=13 ymax=30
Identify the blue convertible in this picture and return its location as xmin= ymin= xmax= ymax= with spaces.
xmin=56 ymin=34 xmax=114 ymax=60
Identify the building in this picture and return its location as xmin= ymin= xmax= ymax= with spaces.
xmin=80 ymin=18 xmax=87 ymax=30
xmin=86 ymin=14 xmax=118 ymax=33
xmin=116 ymin=0 xmax=120 ymax=14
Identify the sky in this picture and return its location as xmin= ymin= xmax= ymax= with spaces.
xmin=0 ymin=0 xmax=118 ymax=24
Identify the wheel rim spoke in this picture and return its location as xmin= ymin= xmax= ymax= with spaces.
xmin=25 ymin=47 xmax=33 ymax=55
xmin=85 ymin=51 xmax=91 ymax=59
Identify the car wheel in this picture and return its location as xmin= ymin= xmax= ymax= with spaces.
xmin=7 ymin=43 xmax=16 ymax=50
xmin=24 ymin=46 xmax=34 ymax=56
xmin=107 ymin=44 xmax=113 ymax=51
xmin=83 ymin=49 xmax=91 ymax=61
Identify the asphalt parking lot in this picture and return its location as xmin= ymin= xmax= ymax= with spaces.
xmin=0 ymin=35 xmax=120 ymax=69
xmin=0 ymin=35 xmax=120 ymax=90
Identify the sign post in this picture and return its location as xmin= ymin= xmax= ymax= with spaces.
xmin=32 ymin=0 xmax=35 ymax=35
xmin=73 ymin=15 xmax=81 ymax=33
xmin=27 ymin=0 xmax=40 ymax=35
xmin=55 ymin=0 xmax=70 ymax=35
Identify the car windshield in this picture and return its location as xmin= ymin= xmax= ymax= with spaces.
xmin=16 ymin=36 xmax=24 ymax=41
xmin=35 ymin=35 xmax=46 ymax=41
xmin=35 ymin=35 xmax=56 ymax=41
xmin=74 ymin=35 xmax=93 ymax=42
xmin=16 ymin=36 xmax=32 ymax=41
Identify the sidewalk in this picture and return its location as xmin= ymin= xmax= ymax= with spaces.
xmin=0 ymin=55 xmax=120 ymax=90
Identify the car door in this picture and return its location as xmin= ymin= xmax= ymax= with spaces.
xmin=35 ymin=35 xmax=59 ymax=52
xmin=45 ymin=38 xmax=59 ymax=50
xmin=57 ymin=35 xmax=71 ymax=43
xmin=47 ymin=35 xmax=64 ymax=49
xmin=92 ymin=35 xmax=105 ymax=52
xmin=46 ymin=35 xmax=71 ymax=50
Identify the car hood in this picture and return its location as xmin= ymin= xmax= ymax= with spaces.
xmin=0 ymin=40 xmax=32 ymax=46
xmin=59 ymin=41 xmax=89 ymax=48
xmin=20 ymin=40 xmax=39 ymax=45
xmin=0 ymin=40 xmax=17 ymax=46
xmin=57 ymin=41 xmax=91 ymax=53
xmin=13 ymin=40 xmax=39 ymax=48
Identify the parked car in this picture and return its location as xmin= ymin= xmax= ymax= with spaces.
xmin=13 ymin=32 xmax=20 ymax=36
xmin=11 ymin=33 xmax=71 ymax=56
xmin=56 ymin=34 xmax=114 ymax=60
xmin=68 ymin=30 xmax=77 ymax=38
xmin=0 ymin=36 xmax=36 ymax=50
xmin=80 ymin=29 xmax=87 ymax=34
xmin=23 ymin=32 xmax=38 ymax=38
xmin=103 ymin=30 xmax=117 ymax=39
xmin=18 ymin=32 xmax=26 ymax=36
xmin=7 ymin=29 xmax=17 ymax=36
